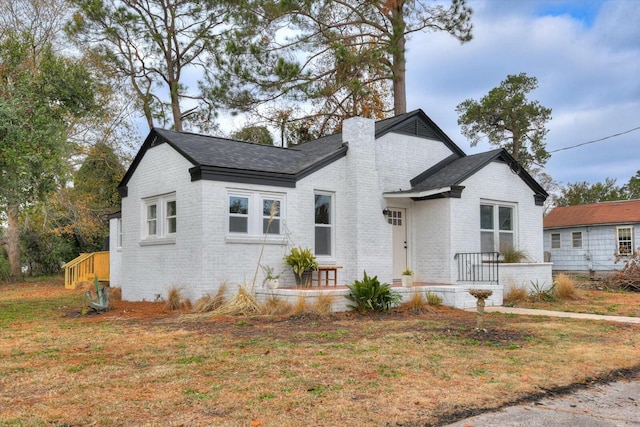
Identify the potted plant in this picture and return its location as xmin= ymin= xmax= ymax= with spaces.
xmin=401 ymin=268 xmax=414 ymax=287
xmin=260 ymin=264 xmax=282 ymax=289
xmin=285 ymin=247 xmax=318 ymax=287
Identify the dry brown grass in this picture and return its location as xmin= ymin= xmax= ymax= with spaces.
xmin=109 ymin=286 xmax=122 ymax=301
xmin=311 ymin=293 xmax=334 ymax=315
xmin=261 ymin=297 xmax=292 ymax=315
xmin=165 ymin=286 xmax=191 ymax=310
xmin=2 ymin=279 xmax=640 ymax=427
xmin=192 ymin=284 xmax=227 ymax=313
xmin=554 ymin=273 xmax=579 ymax=300
xmin=291 ymin=295 xmax=309 ymax=315
xmin=504 ymin=285 xmax=528 ymax=304
xmin=402 ymin=291 xmax=427 ymax=312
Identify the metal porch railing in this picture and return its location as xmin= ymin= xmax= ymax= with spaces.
xmin=62 ymin=251 xmax=110 ymax=289
xmin=454 ymin=252 xmax=499 ymax=283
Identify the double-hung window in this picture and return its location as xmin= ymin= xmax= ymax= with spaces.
xmin=143 ymin=193 xmax=176 ymax=241
xmin=550 ymin=233 xmax=560 ymax=249
xmin=571 ymin=231 xmax=582 ymax=249
xmin=227 ymin=191 xmax=285 ymax=238
xmin=228 ymin=195 xmax=250 ymax=233
xmin=480 ymin=203 xmax=515 ymax=253
xmin=117 ymin=218 xmax=123 ymax=249
xmin=314 ymin=192 xmax=333 ymax=257
xmin=262 ymin=197 xmax=281 ymax=235
xmin=617 ymin=226 xmax=633 ymax=255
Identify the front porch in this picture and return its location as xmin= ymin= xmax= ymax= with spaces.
xmin=255 ymin=282 xmax=503 ymax=312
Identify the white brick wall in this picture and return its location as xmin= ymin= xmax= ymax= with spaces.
xmin=114 ymin=123 xmax=548 ymax=305
xmin=119 ymin=143 xmax=203 ymax=302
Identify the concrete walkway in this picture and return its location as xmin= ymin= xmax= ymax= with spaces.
xmin=479 ymin=306 xmax=640 ymax=324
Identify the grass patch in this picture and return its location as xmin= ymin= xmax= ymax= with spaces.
xmin=1 ymin=279 xmax=640 ymax=427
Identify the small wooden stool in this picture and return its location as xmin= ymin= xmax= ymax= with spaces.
xmin=315 ymin=266 xmax=342 ymax=286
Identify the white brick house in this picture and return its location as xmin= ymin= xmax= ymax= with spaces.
xmin=110 ymin=110 xmax=551 ymax=308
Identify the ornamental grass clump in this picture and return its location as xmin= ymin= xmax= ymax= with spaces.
xmin=166 ymin=286 xmax=191 ymax=311
xmin=192 ymin=284 xmax=227 ymax=313
xmin=554 ymin=273 xmax=579 ymax=300
xmin=346 ymin=271 xmax=402 ymax=313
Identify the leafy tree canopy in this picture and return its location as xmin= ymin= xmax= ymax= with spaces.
xmin=216 ymin=0 xmax=473 ymax=137
xmin=554 ymin=178 xmax=626 ymax=207
xmin=231 ymin=126 xmax=274 ymax=145
xmin=456 ymin=72 xmax=552 ymax=171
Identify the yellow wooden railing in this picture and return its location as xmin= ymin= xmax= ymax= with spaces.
xmin=62 ymin=251 xmax=110 ymax=289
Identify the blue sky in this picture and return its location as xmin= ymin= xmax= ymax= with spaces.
xmin=404 ymin=0 xmax=640 ymax=187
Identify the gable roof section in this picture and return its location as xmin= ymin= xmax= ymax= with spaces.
xmin=385 ymin=148 xmax=548 ymax=205
xmin=374 ymin=109 xmax=466 ymax=157
xmin=118 ymin=109 xmax=466 ymax=195
xmin=544 ymin=199 xmax=640 ymax=229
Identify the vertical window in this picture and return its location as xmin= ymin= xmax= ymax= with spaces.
xmin=117 ymin=218 xmax=123 ymax=248
xmin=550 ymin=233 xmax=560 ymax=249
xmin=480 ymin=204 xmax=494 ymax=252
xmin=571 ymin=231 xmax=582 ymax=249
xmin=166 ymin=200 xmax=177 ymax=234
xmin=262 ymin=198 xmax=281 ymax=234
xmin=147 ymin=203 xmax=157 ymax=237
xmin=229 ymin=195 xmax=249 ymax=233
xmin=315 ymin=192 xmax=333 ymax=256
xmin=617 ymin=226 xmax=633 ymax=255
xmin=480 ymin=203 xmax=515 ymax=253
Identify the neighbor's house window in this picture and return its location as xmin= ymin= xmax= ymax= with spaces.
xmin=480 ymin=203 xmax=515 ymax=253
xmin=571 ymin=231 xmax=582 ymax=249
xmin=550 ymin=233 xmax=560 ymax=249
xmin=617 ymin=226 xmax=633 ymax=255
xmin=143 ymin=193 xmax=176 ymax=240
xmin=227 ymin=191 xmax=285 ymax=236
xmin=315 ymin=192 xmax=333 ymax=257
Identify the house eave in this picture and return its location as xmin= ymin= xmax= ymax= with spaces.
xmin=383 ymin=186 xmax=452 ymax=199
xmin=190 ymin=166 xmax=297 ymax=188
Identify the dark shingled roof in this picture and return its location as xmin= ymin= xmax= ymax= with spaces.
xmin=117 ymin=109 xmax=546 ymax=203
xmin=152 ymin=128 xmax=345 ymax=175
xmin=118 ymin=109 xmax=464 ymax=194
xmin=544 ymin=199 xmax=640 ymax=229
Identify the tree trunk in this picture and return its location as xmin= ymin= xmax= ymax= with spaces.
xmin=390 ymin=4 xmax=407 ymax=116
xmin=6 ymin=204 xmax=22 ymax=281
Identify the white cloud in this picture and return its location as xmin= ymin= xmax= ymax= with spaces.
xmin=405 ymin=0 xmax=640 ymax=186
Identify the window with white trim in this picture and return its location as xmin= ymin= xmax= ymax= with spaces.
xmin=550 ymin=233 xmax=560 ymax=249
xmin=117 ymin=218 xmax=123 ymax=248
xmin=571 ymin=231 xmax=582 ymax=249
xmin=143 ymin=193 xmax=176 ymax=240
xmin=227 ymin=191 xmax=285 ymax=237
xmin=480 ymin=203 xmax=515 ymax=253
xmin=262 ymin=197 xmax=281 ymax=234
xmin=315 ymin=192 xmax=333 ymax=257
xmin=228 ymin=195 xmax=249 ymax=233
xmin=617 ymin=226 xmax=633 ymax=255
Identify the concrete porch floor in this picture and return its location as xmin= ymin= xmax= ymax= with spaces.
xmin=255 ymin=282 xmax=503 ymax=312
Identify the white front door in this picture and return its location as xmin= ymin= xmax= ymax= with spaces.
xmin=389 ymin=208 xmax=407 ymax=280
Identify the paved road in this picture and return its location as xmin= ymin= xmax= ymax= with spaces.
xmin=442 ymin=372 xmax=640 ymax=426
xmin=444 ymin=307 xmax=640 ymax=426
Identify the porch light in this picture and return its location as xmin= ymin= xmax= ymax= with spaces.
xmin=382 ymin=208 xmax=391 ymax=216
